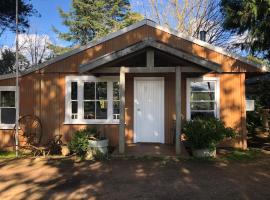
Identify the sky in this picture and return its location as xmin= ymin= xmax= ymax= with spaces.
xmin=0 ymin=0 xmax=147 ymax=48
xmin=0 ymin=0 xmax=248 ymax=57
xmin=1 ymin=0 xmax=72 ymax=47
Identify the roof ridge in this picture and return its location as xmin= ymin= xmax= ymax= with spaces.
xmin=0 ymin=19 xmax=267 ymax=80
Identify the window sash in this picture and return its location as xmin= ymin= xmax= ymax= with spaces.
xmin=187 ymin=78 xmax=219 ymax=120
xmin=65 ymin=76 xmax=119 ymax=124
xmin=0 ymin=87 xmax=16 ymax=127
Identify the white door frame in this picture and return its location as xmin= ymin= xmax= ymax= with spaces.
xmin=133 ymin=77 xmax=165 ymax=143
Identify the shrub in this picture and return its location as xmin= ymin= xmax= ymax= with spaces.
xmin=183 ymin=117 xmax=236 ymax=150
xmin=68 ymin=126 xmax=108 ymax=157
xmin=68 ymin=128 xmax=91 ymax=156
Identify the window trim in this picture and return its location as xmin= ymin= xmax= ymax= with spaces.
xmin=64 ymin=76 xmax=120 ymax=124
xmin=0 ymin=86 xmax=16 ymax=129
xmin=186 ymin=77 xmax=220 ymax=120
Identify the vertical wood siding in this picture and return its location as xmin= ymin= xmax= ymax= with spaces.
xmin=0 ymin=23 xmax=252 ymax=149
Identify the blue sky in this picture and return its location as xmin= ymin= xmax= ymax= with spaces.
xmin=0 ymin=0 xmax=146 ymax=47
xmin=1 ymin=0 xmax=72 ymax=47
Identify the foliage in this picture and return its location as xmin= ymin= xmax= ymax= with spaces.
xmin=47 ymin=44 xmax=71 ymax=58
xmin=47 ymin=135 xmax=63 ymax=155
xmin=221 ymin=0 xmax=270 ymax=59
xmin=183 ymin=117 xmax=236 ymax=150
xmin=55 ymin=0 xmax=143 ymax=45
xmin=68 ymin=128 xmax=91 ymax=156
xmin=0 ymin=48 xmax=29 ymax=75
xmin=68 ymin=126 xmax=106 ymax=156
xmin=0 ymin=0 xmax=38 ymax=36
xmin=223 ymin=148 xmax=262 ymax=161
xmin=0 ymin=150 xmax=29 ymax=159
xmin=246 ymin=79 xmax=270 ymax=133
xmin=0 ymin=150 xmax=17 ymax=159
xmin=246 ymin=109 xmax=262 ymax=134
xmin=247 ymin=55 xmax=270 ymax=66
xmin=257 ymin=80 xmax=270 ymax=109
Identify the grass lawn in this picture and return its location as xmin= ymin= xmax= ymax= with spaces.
xmin=0 ymin=148 xmax=269 ymax=200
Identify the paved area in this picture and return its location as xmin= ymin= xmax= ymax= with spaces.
xmin=0 ymin=155 xmax=270 ymax=200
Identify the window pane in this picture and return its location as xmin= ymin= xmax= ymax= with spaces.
xmin=113 ymin=101 xmax=120 ymax=116
xmin=96 ymin=82 xmax=107 ymax=100
xmin=71 ymin=82 xmax=77 ymax=100
xmin=84 ymin=101 xmax=95 ymax=119
xmin=191 ymin=111 xmax=215 ymax=119
xmin=1 ymin=91 xmax=15 ymax=107
xmin=84 ymin=82 xmax=95 ymax=100
xmin=1 ymin=108 xmax=15 ymax=124
xmin=191 ymin=92 xmax=215 ymax=101
xmin=113 ymin=82 xmax=120 ymax=100
xmin=71 ymin=101 xmax=78 ymax=114
xmin=96 ymin=100 xmax=107 ymax=119
xmin=191 ymin=102 xmax=215 ymax=110
xmin=191 ymin=81 xmax=214 ymax=92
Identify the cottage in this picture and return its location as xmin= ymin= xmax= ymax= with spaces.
xmin=0 ymin=19 xmax=267 ymax=154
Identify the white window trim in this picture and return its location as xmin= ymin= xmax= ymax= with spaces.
xmin=186 ymin=76 xmax=220 ymax=120
xmin=0 ymin=86 xmax=16 ymax=129
xmin=64 ymin=76 xmax=120 ymax=124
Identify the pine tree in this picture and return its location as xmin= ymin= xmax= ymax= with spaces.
xmin=54 ymin=0 xmax=143 ymax=45
xmin=0 ymin=0 xmax=38 ymax=37
xmin=221 ymin=0 xmax=270 ymax=59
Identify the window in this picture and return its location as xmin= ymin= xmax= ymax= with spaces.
xmin=71 ymin=82 xmax=78 ymax=119
xmin=84 ymin=82 xmax=107 ymax=119
xmin=65 ymin=76 xmax=119 ymax=124
xmin=187 ymin=77 xmax=219 ymax=120
xmin=0 ymin=86 xmax=16 ymax=128
xmin=113 ymin=82 xmax=120 ymax=120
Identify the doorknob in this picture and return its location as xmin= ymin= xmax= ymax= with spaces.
xmin=137 ymin=108 xmax=141 ymax=111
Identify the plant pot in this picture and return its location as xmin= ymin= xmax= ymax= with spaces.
xmin=193 ymin=148 xmax=216 ymax=158
xmin=61 ymin=145 xmax=70 ymax=156
xmin=89 ymin=139 xmax=109 ymax=155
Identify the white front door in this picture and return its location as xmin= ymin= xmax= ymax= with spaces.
xmin=134 ymin=77 xmax=164 ymax=143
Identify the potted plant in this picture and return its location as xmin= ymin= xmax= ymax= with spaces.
xmin=88 ymin=127 xmax=109 ymax=157
xmin=183 ymin=117 xmax=236 ymax=157
xmin=68 ymin=127 xmax=108 ymax=159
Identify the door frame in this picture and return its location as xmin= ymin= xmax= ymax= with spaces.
xmin=133 ymin=77 xmax=165 ymax=143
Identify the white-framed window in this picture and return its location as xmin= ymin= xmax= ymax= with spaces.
xmin=65 ymin=76 xmax=120 ymax=124
xmin=186 ymin=77 xmax=220 ymax=120
xmin=0 ymin=86 xmax=16 ymax=129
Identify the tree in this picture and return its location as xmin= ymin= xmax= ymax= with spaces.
xmin=18 ymin=33 xmax=52 ymax=65
xmin=221 ymin=0 xmax=270 ymax=59
xmin=47 ymin=44 xmax=71 ymax=58
xmin=55 ymin=0 xmax=143 ymax=45
xmin=0 ymin=0 xmax=38 ymax=37
xmin=140 ymin=0 xmax=232 ymax=46
xmin=0 ymin=48 xmax=29 ymax=74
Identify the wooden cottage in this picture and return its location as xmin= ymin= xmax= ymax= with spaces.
xmin=0 ymin=19 xmax=267 ymax=154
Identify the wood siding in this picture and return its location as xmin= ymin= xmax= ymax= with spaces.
xmin=0 ymin=24 xmax=251 ymax=149
xmin=0 ymin=72 xmax=246 ymax=148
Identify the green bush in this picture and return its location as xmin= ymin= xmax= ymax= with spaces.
xmin=68 ymin=128 xmax=92 ymax=156
xmin=183 ymin=117 xmax=236 ymax=150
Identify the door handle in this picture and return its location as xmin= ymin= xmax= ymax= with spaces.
xmin=137 ymin=108 xmax=141 ymax=111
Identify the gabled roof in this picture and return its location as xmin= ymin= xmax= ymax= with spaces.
xmin=79 ymin=38 xmax=222 ymax=73
xmin=0 ymin=19 xmax=266 ymax=80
